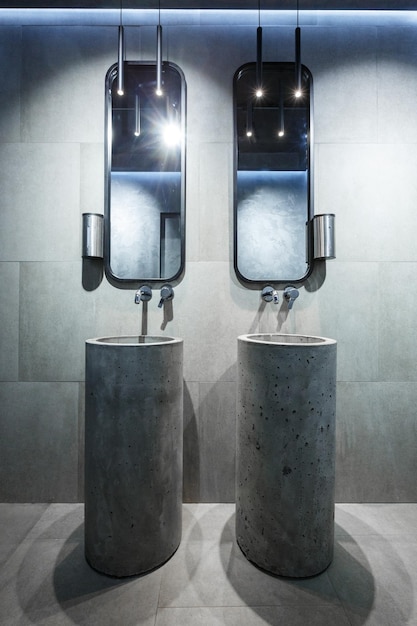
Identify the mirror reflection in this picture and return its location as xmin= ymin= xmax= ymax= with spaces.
xmin=105 ymin=62 xmax=186 ymax=285
xmin=234 ymin=62 xmax=312 ymax=284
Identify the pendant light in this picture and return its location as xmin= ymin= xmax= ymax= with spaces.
xmin=278 ymin=84 xmax=284 ymax=137
xmin=117 ymin=0 xmax=124 ymax=96
xmin=134 ymin=94 xmax=141 ymax=137
xmin=255 ymin=0 xmax=263 ymax=98
xmin=295 ymin=0 xmax=302 ymax=98
xmin=246 ymin=100 xmax=253 ymax=137
xmin=156 ymin=0 xmax=163 ymax=96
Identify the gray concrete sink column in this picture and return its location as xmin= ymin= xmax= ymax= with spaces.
xmin=85 ymin=335 xmax=183 ymax=577
xmin=236 ymin=333 xmax=337 ymax=578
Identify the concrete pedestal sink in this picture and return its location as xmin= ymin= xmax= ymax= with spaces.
xmin=84 ymin=335 xmax=183 ymax=577
xmin=236 ymin=333 xmax=337 ymax=578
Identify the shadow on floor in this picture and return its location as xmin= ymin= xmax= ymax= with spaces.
xmin=219 ymin=512 xmax=375 ymax=626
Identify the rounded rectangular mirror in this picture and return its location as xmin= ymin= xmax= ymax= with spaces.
xmin=234 ymin=62 xmax=313 ymax=286
xmin=105 ymin=61 xmax=186 ymax=286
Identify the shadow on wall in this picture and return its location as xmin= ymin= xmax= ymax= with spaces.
xmin=81 ymin=258 xmax=103 ymax=291
xmin=183 ymin=381 xmax=200 ymax=503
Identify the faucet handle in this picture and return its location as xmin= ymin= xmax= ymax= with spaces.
xmin=284 ymin=285 xmax=299 ymax=310
xmin=158 ymin=284 xmax=174 ymax=308
xmin=134 ymin=285 xmax=152 ymax=304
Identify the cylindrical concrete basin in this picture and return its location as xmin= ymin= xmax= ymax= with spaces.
xmin=85 ymin=335 xmax=183 ymax=577
xmin=236 ymin=333 xmax=337 ymax=578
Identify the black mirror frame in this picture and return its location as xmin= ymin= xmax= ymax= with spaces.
xmin=104 ymin=61 xmax=186 ymax=289
xmin=233 ymin=62 xmax=315 ymax=288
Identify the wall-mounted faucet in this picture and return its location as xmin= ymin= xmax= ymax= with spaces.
xmin=158 ymin=284 xmax=174 ymax=308
xmin=134 ymin=285 xmax=152 ymax=304
xmin=284 ymin=285 xmax=299 ymax=310
xmin=261 ymin=285 xmax=279 ymax=304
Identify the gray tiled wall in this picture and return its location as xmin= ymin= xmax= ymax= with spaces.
xmin=1 ymin=12 xmax=416 ymax=503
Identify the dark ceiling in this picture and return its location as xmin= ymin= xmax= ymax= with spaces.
xmin=1 ymin=1 xmax=417 ymax=9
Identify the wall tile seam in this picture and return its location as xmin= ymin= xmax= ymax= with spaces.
xmin=315 ymin=140 xmax=417 ymax=146
xmin=1 ymin=381 xmax=82 ymax=386
xmin=336 ymin=380 xmax=417 ymax=385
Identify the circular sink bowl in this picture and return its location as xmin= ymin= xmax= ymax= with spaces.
xmin=239 ymin=333 xmax=335 ymax=345
xmin=87 ymin=335 xmax=180 ymax=345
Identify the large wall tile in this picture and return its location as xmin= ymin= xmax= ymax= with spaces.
xmin=0 ymin=143 xmax=80 ymax=262
xmin=80 ymin=143 xmax=104 ymax=215
xmin=183 ymin=381 xmax=200 ymax=503
xmin=198 ymin=143 xmax=231 ymax=262
xmin=0 ymin=382 xmax=79 ymax=502
xmin=377 ymin=26 xmax=417 ymax=144
xmin=21 ymin=26 xmax=115 ymax=144
xmin=0 ymin=26 xmax=21 ymax=142
xmin=19 ymin=262 xmax=96 ymax=382
xmin=378 ymin=262 xmax=417 ymax=382
xmin=336 ymin=382 xmax=417 ymax=502
xmin=0 ymin=263 xmax=19 ymax=382
xmin=313 ymin=261 xmax=379 ymax=382
xmin=184 ymin=139 xmax=200 ymax=263
xmin=317 ymin=143 xmax=417 ymax=264
xmin=316 ymin=144 xmax=381 ymax=263
xmin=306 ymin=26 xmax=378 ymax=143
xmin=198 ymin=381 xmax=236 ymax=503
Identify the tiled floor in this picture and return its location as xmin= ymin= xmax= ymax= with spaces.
xmin=0 ymin=503 xmax=416 ymax=625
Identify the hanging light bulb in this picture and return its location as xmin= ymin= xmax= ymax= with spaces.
xmin=246 ymin=100 xmax=253 ymax=137
xmin=117 ymin=2 xmax=125 ymax=96
xmin=134 ymin=94 xmax=140 ymax=137
xmin=278 ymin=84 xmax=284 ymax=137
xmin=255 ymin=0 xmax=263 ymax=98
xmin=295 ymin=0 xmax=302 ymax=98
xmin=156 ymin=1 xmax=163 ymax=96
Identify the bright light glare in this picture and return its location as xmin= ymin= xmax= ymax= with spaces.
xmin=246 ymin=130 xmax=253 ymax=137
xmin=278 ymin=130 xmax=284 ymax=137
xmin=295 ymin=89 xmax=302 ymax=98
xmin=156 ymin=88 xmax=163 ymax=96
xmin=117 ymin=88 xmax=124 ymax=96
xmin=255 ymin=88 xmax=263 ymax=98
xmin=162 ymin=122 xmax=181 ymax=146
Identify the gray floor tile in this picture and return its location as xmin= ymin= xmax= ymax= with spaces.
xmin=24 ymin=503 xmax=84 ymax=542
xmin=0 ymin=503 xmax=161 ymax=626
xmin=329 ymin=533 xmax=417 ymax=625
xmin=1 ymin=503 xmax=417 ymax=625
xmin=335 ymin=503 xmax=417 ymax=537
xmin=0 ymin=536 xmax=161 ymax=626
xmin=159 ymin=512 xmax=340 ymax=609
xmin=0 ymin=503 xmax=48 ymax=566
xmin=155 ymin=605 xmax=351 ymax=626
xmin=182 ymin=503 xmax=235 ymax=542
